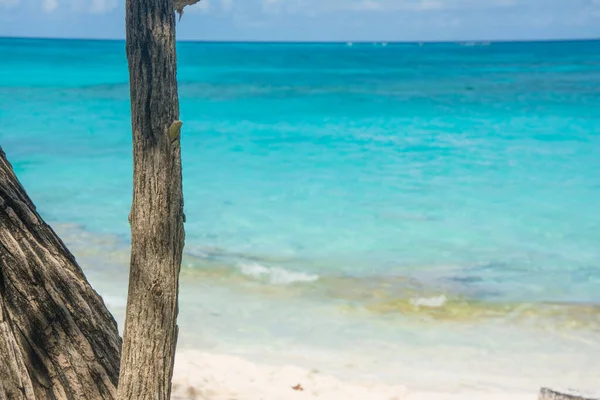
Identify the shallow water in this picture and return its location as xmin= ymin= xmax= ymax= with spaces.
xmin=1 ymin=37 xmax=600 ymax=394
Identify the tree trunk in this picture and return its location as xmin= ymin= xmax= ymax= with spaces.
xmin=117 ymin=0 xmax=185 ymax=399
xmin=0 ymin=146 xmax=122 ymax=399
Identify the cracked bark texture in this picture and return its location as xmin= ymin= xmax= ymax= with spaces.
xmin=0 ymin=146 xmax=122 ymax=399
xmin=116 ymin=0 xmax=186 ymax=399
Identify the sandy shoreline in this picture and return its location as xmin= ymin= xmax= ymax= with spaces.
xmin=171 ymin=351 xmax=535 ymax=400
xmin=62 ymin=224 xmax=597 ymax=400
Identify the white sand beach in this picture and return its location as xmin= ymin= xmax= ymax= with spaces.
xmin=171 ymin=351 xmax=535 ymax=400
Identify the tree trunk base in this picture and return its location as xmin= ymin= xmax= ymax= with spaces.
xmin=1 ymin=146 xmax=121 ymax=399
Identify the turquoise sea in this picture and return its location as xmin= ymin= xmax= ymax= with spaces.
xmin=1 ymin=37 xmax=600 ymax=394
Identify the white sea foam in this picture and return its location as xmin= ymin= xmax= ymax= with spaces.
xmin=238 ymin=262 xmax=319 ymax=285
xmin=410 ymin=295 xmax=448 ymax=308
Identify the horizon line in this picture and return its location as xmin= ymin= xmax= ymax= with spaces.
xmin=1 ymin=35 xmax=599 ymax=45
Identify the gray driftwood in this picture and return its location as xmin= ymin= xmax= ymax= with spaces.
xmin=0 ymin=146 xmax=121 ymax=399
xmin=539 ymin=388 xmax=599 ymax=400
xmin=116 ymin=0 xmax=186 ymax=399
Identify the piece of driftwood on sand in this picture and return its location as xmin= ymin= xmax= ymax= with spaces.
xmin=539 ymin=388 xmax=599 ymax=400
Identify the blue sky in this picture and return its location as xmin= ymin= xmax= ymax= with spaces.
xmin=1 ymin=0 xmax=599 ymax=41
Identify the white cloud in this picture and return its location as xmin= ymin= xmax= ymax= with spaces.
xmin=350 ymin=0 xmax=518 ymax=12
xmin=261 ymin=0 xmax=307 ymax=14
xmin=40 ymin=0 xmax=118 ymax=13
xmin=260 ymin=0 xmax=518 ymax=14
xmin=588 ymin=0 xmax=600 ymax=15
xmin=187 ymin=0 xmax=212 ymax=13
xmin=43 ymin=0 xmax=58 ymax=11
xmin=221 ymin=0 xmax=233 ymax=11
xmin=355 ymin=1 xmax=382 ymax=11
xmin=89 ymin=0 xmax=117 ymax=13
xmin=0 ymin=0 xmax=20 ymax=7
xmin=186 ymin=0 xmax=235 ymax=13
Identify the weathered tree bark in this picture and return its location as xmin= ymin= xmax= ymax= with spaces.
xmin=539 ymin=388 xmax=599 ymax=400
xmin=0 ymin=146 xmax=122 ymax=399
xmin=116 ymin=0 xmax=186 ymax=399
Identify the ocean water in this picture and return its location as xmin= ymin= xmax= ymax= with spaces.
xmin=1 ymin=37 xmax=600 ymax=394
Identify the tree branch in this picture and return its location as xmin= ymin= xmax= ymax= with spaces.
xmin=173 ymin=0 xmax=202 ymax=20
